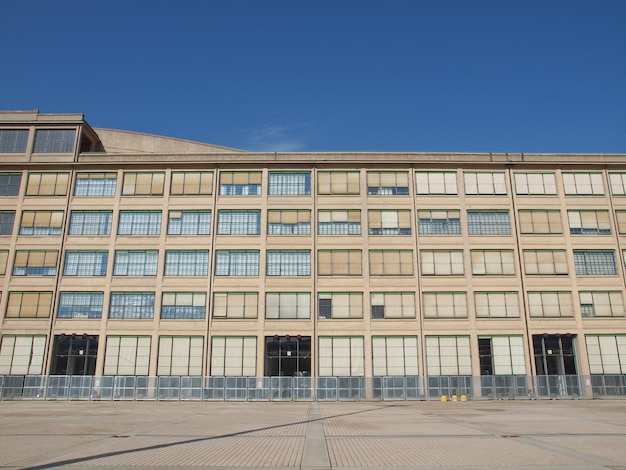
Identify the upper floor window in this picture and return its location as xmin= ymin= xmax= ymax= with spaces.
xmin=417 ymin=210 xmax=461 ymax=235
xmin=217 ymin=210 xmax=260 ymax=235
xmin=318 ymin=250 xmax=362 ymax=276
xmin=464 ymin=171 xmax=507 ymax=195
xmin=268 ymin=210 xmax=311 ymax=235
xmin=33 ymin=129 xmax=75 ymax=153
xmin=0 ymin=250 xmax=7 ymax=275
xmin=318 ymin=210 xmax=361 ymax=235
xmin=269 ymin=172 xmax=311 ymax=195
xmin=562 ymin=172 xmax=604 ymax=195
xmin=266 ymin=292 xmax=311 ymax=319
xmin=74 ymin=172 xmax=117 ymax=197
xmin=0 ymin=173 xmax=21 ymax=196
xmin=319 ymin=292 xmax=363 ymax=319
xmin=579 ymin=291 xmax=625 ymax=318
xmin=368 ymin=210 xmax=411 ymax=235
xmin=415 ymin=171 xmax=457 ymax=195
xmin=69 ymin=211 xmax=112 ymax=236
xmin=474 ymin=292 xmax=520 ymax=318
xmin=215 ymin=250 xmax=259 ymax=276
xmin=113 ymin=250 xmax=158 ymax=276
xmin=0 ymin=130 xmax=28 ymax=153
xmin=167 ymin=210 xmax=211 ymax=235
xmin=118 ymin=211 xmax=161 ymax=236
xmin=369 ymin=249 xmax=414 ymax=276
xmin=471 ymin=250 xmax=515 ymax=275
xmin=528 ymin=291 xmax=573 ymax=318
xmin=5 ymin=291 xmax=52 ymax=318
xmin=467 ymin=210 xmax=510 ymax=235
xmin=370 ymin=292 xmax=415 ymax=319
xmin=367 ymin=171 xmax=409 ymax=195
xmin=213 ymin=292 xmax=258 ymax=319
xmin=13 ymin=250 xmax=58 ymax=276
xmin=19 ymin=210 xmax=63 ymax=236
xmin=317 ymin=171 xmax=359 ymax=195
xmin=523 ymin=250 xmax=568 ymax=275
xmin=164 ymin=250 xmax=209 ymax=276
xmin=161 ymin=292 xmax=206 ymax=320
xmin=122 ymin=172 xmax=165 ymax=196
xmin=25 ymin=172 xmax=69 ymax=196
xmin=420 ymin=250 xmax=464 ymax=276
xmin=422 ymin=292 xmax=467 ymax=319
xmin=64 ymin=251 xmax=108 ymax=276
xmin=109 ymin=292 xmax=154 ymax=319
xmin=58 ymin=292 xmax=103 ymax=319
xmin=616 ymin=211 xmax=626 ymax=235
xmin=514 ymin=172 xmax=557 ymax=195
xmin=518 ymin=209 xmax=562 ymax=234
xmin=574 ymin=250 xmax=617 ymax=276
xmin=219 ymin=171 xmax=262 ymax=196
xmin=171 ymin=171 xmax=213 ymax=195
xmin=266 ymin=250 xmax=311 ymax=276
xmin=568 ymin=210 xmax=611 ymax=235
xmin=0 ymin=211 xmax=15 ymax=235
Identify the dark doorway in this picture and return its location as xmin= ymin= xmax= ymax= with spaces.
xmin=51 ymin=334 xmax=98 ymax=375
xmin=265 ymin=335 xmax=311 ymax=377
xmin=533 ymin=334 xmax=577 ymax=375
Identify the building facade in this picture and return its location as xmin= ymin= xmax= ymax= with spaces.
xmin=1 ymin=110 xmax=625 ymax=399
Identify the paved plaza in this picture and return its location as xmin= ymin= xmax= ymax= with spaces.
xmin=0 ymin=399 xmax=625 ymax=469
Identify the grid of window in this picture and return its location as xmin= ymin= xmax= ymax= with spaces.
xmin=58 ymin=292 xmax=104 ymax=319
xmin=527 ymin=291 xmax=573 ymax=317
xmin=0 ymin=173 xmax=21 ymax=196
xmin=164 ymin=250 xmax=209 ymax=276
xmin=69 ymin=211 xmax=112 ymax=235
xmin=586 ymin=335 xmax=626 ymax=374
xmin=609 ymin=172 xmax=626 ymax=196
xmin=523 ymin=250 xmax=568 ymax=275
xmin=318 ymin=292 xmax=363 ymax=319
xmin=370 ymin=292 xmax=415 ymax=319
xmin=417 ymin=210 xmax=461 ymax=235
xmin=574 ymin=250 xmax=617 ymax=275
xmin=0 ymin=130 xmax=28 ymax=153
xmin=171 ymin=171 xmax=213 ymax=195
xmin=317 ymin=171 xmax=360 ymax=194
xmin=367 ymin=171 xmax=409 ymax=195
xmin=113 ymin=250 xmax=158 ymax=276
xmin=104 ymin=336 xmax=151 ymax=375
xmin=422 ymin=292 xmax=467 ymax=318
xmin=0 ymin=335 xmax=46 ymax=375
xmin=369 ymin=250 xmax=413 ymax=275
xmin=368 ymin=210 xmax=411 ymax=235
xmin=420 ymin=250 xmax=464 ymax=276
xmin=213 ymin=292 xmax=258 ymax=319
xmin=467 ymin=210 xmax=510 ymax=235
xmin=0 ymin=211 xmax=15 ymax=235
xmin=464 ymin=172 xmax=507 ymax=195
xmin=219 ymin=171 xmax=262 ymax=195
xmin=568 ymin=210 xmax=611 ymax=235
xmin=318 ymin=210 xmax=361 ymax=235
xmin=161 ymin=292 xmax=206 ymax=319
xmin=157 ymin=336 xmax=203 ymax=376
xmin=317 ymin=250 xmax=362 ymax=275
xmin=616 ymin=212 xmax=626 ymax=234
xmin=5 ymin=292 xmax=52 ymax=318
xmin=118 ymin=211 xmax=161 ymax=235
xmin=19 ymin=210 xmax=63 ymax=235
xmin=415 ymin=171 xmax=457 ymax=195
xmin=122 ymin=172 xmax=165 ymax=196
xmin=579 ymin=291 xmax=625 ymax=318
xmin=64 ymin=251 xmax=108 ymax=276
xmin=25 ymin=172 xmax=69 ymax=196
xmin=269 ymin=172 xmax=311 ymax=195
xmin=562 ymin=172 xmax=604 ymax=195
xmin=518 ymin=209 xmax=562 ymax=234
xmin=471 ymin=250 xmax=515 ymax=275
xmin=167 ymin=210 xmax=211 ymax=235
xmin=318 ymin=336 xmax=364 ymax=376
xmin=479 ymin=336 xmax=526 ymax=375
xmin=33 ymin=129 xmax=75 ymax=153
xmin=215 ymin=250 xmax=259 ymax=276
xmin=372 ymin=336 xmax=419 ymax=376
xmin=13 ymin=250 xmax=58 ymax=276
xmin=74 ymin=173 xmax=117 ymax=196
xmin=210 ymin=336 xmax=257 ymax=376
xmin=266 ymin=250 xmax=311 ymax=276
xmin=268 ymin=210 xmax=311 ymax=235
xmin=217 ymin=210 xmax=261 ymax=235
xmin=425 ymin=336 xmax=472 ymax=376
xmin=266 ymin=292 xmax=311 ymax=319
xmin=514 ymin=172 xmax=557 ymax=195
xmin=0 ymin=250 xmax=8 ymax=275
xmin=109 ymin=292 xmax=155 ymax=319
xmin=474 ymin=292 xmax=520 ymax=318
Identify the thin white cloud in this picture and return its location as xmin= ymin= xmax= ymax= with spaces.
xmin=244 ymin=123 xmax=309 ymax=152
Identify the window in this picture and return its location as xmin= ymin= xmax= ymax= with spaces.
xmin=318 ymin=337 xmax=364 ymax=376
xmin=64 ymin=251 xmax=108 ymax=276
xmin=318 ymin=250 xmax=362 ymax=276
xmin=609 ymin=173 xmax=626 ymax=196
xmin=167 ymin=210 xmax=211 ymax=235
xmin=266 ymin=292 xmax=311 ymax=319
xmin=415 ymin=171 xmax=457 ymax=195
xmin=318 ymin=171 xmax=359 ymax=195
xmin=161 ymin=292 xmax=206 ymax=319
xmin=318 ymin=210 xmax=361 ymax=235
xmin=514 ymin=172 xmax=557 ymax=195
xmin=164 ymin=250 xmax=209 ymax=276
xmin=370 ymin=292 xmax=415 ymax=319
xmin=33 ymin=129 xmax=75 ymax=153
xmin=372 ymin=336 xmax=419 ymax=376
xmin=269 ymin=172 xmax=311 ymax=195
xmin=104 ymin=336 xmax=151 ymax=375
xmin=0 ymin=335 xmax=46 ymax=374
xmin=171 ymin=171 xmax=213 ymax=195
xmin=109 ymin=292 xmax=155 ymax=319
xmin=562 ymin=172 xmax=604 ymax=195
xmin=478 ymin=336 xmax=526 ymax=375
xmin=268 ymin=210 xmax=311 ymax=235
xmin=471 ymin=250 xmax=515 ymax=275
xmin=5 ymin=292 xmax=52 ymax=318
xmin=420 ymin=250 xmax=464 ymax=276
xmin=266 ymin=250 xmax=310 ymax=276
xmin=318 ymin=292 xmax=363 ymax=319
xmin=122 ymin=172 xmax=165 ymax=196
xmin=58 ymin=292 xmax=103 ymax=319
xmin=13 ymin=250 xmax=58 ymax=276
xmin=25 ymin=172 xmax=69 ymax=196
xmin=467 ymin=210 xmax=510 ymax=235
xmin=74 ymin=172 xmax=117 ymax=196
xmin=0 ymin=211 xmax=15 ymax=235
xmin=213 ymin=292 xmax=258 ymax=319
xmin=464 ymin=172 xmax=507 ymax=195
xmin=518 ymin=209 xmax=562 ymax=234
xmin=568 ymin=210 xmax=611 ymax=235
xmin=0 ymin=250 xmax=8 ymax=275
xmin=157 ymin=336 xmax=203 ymax=376
xmin=369 ymin=250 xmax=413 ymax=275
xmin=422 ymin=292 xmax=467 ymax=318
xmin=586 ymin=335 xmax=626 ymax=374
xmin=219 ymin=171 xmax=262 ymax=195
xmin=425 ymin=336 xmax=471 ymax=375
xmin=579 ymin=291 xmax=625 ymax=318
xmin=528 ymin=291 xmax=573 ymax=317
xmin=113 ymin=250 xmax=158 ymax=276
xmin=574 ymin=250 xmax=617 ymax=275
xmin=367 ymin=171 xmax=409 ymax=195
xmin=368 ymin=210 xmax=411 ymax=235
xmin=474 ymin=292 xmax=520 ymax=318
xmin=118 ymin=211 xmax=161 ymax=235
xmin=523 ymin=250 xmax=568 ymax=275
xmin=0 ymin=173 xmax=21 ymax=196
xmin=217 ymin=210 xmax=260 ymax=235
xmin=19 ymin=210 xmax=63 ymax=235
xmin=0 ymin=130 xmax=28 ymax=153
xmin=616 ymin=211 xmax=626 ymax=234
xmin=210 ymin=336 xmax=257 ymax=376
xmin=69 ymin=211 xmax=112 ymax=235
xmin=215 ymin=250 xmax=259 ymax=276
xmin=417 ymin=210 xmax=461 ymax=235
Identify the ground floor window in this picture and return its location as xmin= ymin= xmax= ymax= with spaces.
xmin=104 ymin=336 xmax=150 ymax=375
xmin=157 ymin=336 xmax=203 ymax=376
xmin=318 ymin=336 xmax=364 ymax=376
xmin=210 ymin=336 xmax=256 ymax=376
xmin=264 ymin=335 xmax=311 ymax=377
xmin=586 ymin=335 xmax=626 ymax=374
xmin=478 ymin=336 xmax=526 ymax=375
xmin=425 ymin=336 xmax=471 ymax=376
xmin=533 ymin=334 xmax=577 ymax=375
xmin=50 ymin=334 xmax=98 ymax=375
xmin=0 ymin=335 xmax=46 ymax=374
xmin=372 ymin=336 xmax=418 ymax=376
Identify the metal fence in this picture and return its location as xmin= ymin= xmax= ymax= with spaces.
xmin=0 ymin=375 xmax=624 ymax=401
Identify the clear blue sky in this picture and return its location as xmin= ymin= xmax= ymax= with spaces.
xmin=1 ymin=1 xmax=625 ymax=153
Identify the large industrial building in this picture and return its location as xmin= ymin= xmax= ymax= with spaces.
xmin=0 ymin=110 xmax=625 ymax=400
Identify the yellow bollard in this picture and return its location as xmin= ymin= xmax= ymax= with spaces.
xmin=451 ymin=394 xmax=458 ymax=401
xmin=440 ymin=395 xmax=448 ymax=402
xmin=461 ymin=395 xmax=467 ymax=402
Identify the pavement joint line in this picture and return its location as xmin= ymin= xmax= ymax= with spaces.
xmin=301 ymin=402 xmax=331 ymax=469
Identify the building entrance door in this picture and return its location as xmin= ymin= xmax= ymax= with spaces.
xmin=264 ymin=335 xmax=311 ymax=377
xmin=50 ymin=334 xmax=98 ymax=375
xmin=533 ymin=334 xmax=579 ymax=397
